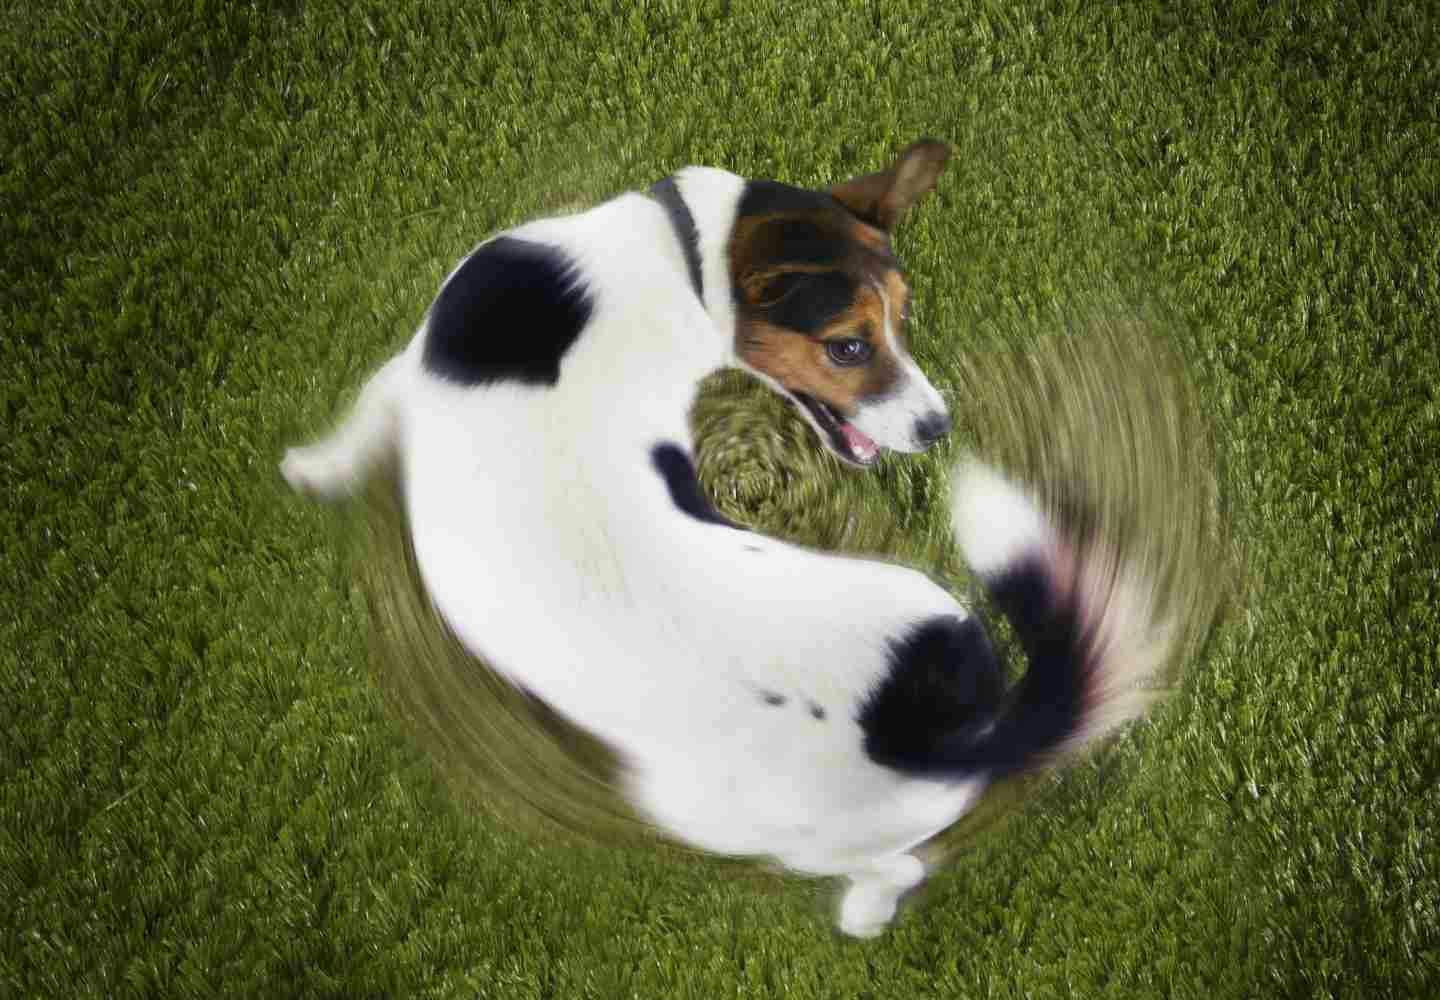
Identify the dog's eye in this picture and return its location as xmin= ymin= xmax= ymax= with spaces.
xmin=825 ymin=338 xmax=873 ymax=366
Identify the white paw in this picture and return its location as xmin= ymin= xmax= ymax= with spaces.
xmin=838 ymin=882 xmax=901 ymax=939
xmin=836 ymin=855 xmax=927 ymax=938
xmin=880 ymin=853 xmax=927 ymax=893
xmin=280 ymin=446 xmax=355 ymax=501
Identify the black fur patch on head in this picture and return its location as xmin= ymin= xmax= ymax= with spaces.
xmin=733 ymin=180 xmax=901 ymax=341
xmin=422 ymin=236 xmax=594 ymax=387
xmin=758 ymin=270 xmax=858 ymax=334
xmin=858 ymin=616 xmax=1005 ymax=775
xmin=738 ymin=180 xmax=849 ymax=223
xmin=651 ymin=443 xmax=742 ymax=529
xmin=751 ymin=218 xmax=846 ymax=270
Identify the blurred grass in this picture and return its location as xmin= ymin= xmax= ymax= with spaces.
xmin=3 ymin=1 xmax=1437 ymax=997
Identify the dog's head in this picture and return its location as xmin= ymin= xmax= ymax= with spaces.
xmin=728 ymin=140 xmax=952 ymax=467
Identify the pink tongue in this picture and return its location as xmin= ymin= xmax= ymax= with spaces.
xmin=840 ymin=421 xmax=878 ymax=462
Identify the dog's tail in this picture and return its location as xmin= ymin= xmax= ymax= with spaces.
xmin=281 ymin=352 xmax=409 ymax=501
xmin=943 ymin=459 xmax=1173 ymax=777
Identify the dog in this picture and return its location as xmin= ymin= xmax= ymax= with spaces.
xmin=282 ymin=141 xmax=1169 ymax=937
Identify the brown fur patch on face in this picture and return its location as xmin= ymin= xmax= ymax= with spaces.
xmin=729 ymin=180 xmax=922 ymax=416
xmin=737 ymin=276 xmax=909 ymax=417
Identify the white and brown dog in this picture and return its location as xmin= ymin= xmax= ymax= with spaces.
xmin=283 ymin=141 xmax=1168 ymax=937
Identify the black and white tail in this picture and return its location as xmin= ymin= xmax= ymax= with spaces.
xmin=945 ymin=460 xmax=1173 ymax=777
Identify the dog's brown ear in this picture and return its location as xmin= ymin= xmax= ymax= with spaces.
xmin=829 ymin=139 xmax=950 ymax=231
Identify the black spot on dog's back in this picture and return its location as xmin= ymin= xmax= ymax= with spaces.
xmin=423 ymin=236 xmax=594 ymax=387
xmin=651 ymin=443 xmax=742 ymax=529
xmin=858 ymin=616 xmax=1004 ymax=775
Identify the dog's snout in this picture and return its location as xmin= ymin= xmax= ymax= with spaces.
xmin=913 ymin=411 xmax=951 ymax=448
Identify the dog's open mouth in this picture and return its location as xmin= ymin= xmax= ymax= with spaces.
xmin=792 ymin=393 xmax=880 ymax=467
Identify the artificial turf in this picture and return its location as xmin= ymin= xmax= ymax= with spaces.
xmin=3 ymin=1 xmax=1437 ymax=996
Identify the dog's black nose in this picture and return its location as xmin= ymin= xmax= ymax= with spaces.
xmin=913 ymin=411 xmax=952 ymax=448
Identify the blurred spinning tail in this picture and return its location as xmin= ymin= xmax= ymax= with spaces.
xmin=946 ymin=460 xmax=1173 ymax=777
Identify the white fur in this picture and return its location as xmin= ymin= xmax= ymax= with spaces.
xmin=950 ymin=459 xmax=1050 ymax=576
xmin=282 ymin=168 xmax=1165 ymax=936
xmin=847 ymin=284 xmax=950 ymax=453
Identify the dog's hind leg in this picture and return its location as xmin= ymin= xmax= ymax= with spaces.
xmin=281 ymin=353 xmax=407 ymax=500
xmin=837 ymin=853 xmax=927 ymax=938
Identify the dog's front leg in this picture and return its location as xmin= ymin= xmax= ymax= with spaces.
xmin=837 ymin=853 xmax=927 ymax=938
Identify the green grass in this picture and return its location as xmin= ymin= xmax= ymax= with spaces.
xmin=3 ymin=0 xmax=1437 ymax=996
